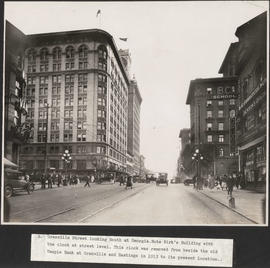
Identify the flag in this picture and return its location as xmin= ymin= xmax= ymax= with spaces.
xmin=96 ymin=9 xmax=101 ymax=17
xmin=119 ymin=38 xmax=128 ymax=42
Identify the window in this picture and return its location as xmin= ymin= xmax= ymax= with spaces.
xmin=66 ymin=46 xmax=74 ymax=59
xmin=219 ymin=148 xmax=224 ymax=157
xmin=40 ymin=76 xmax=48 ymax=84
xmin=52 ymin=86 xmax=60 ymax=95
xmin=218 ymin=135 xmax=224 ymax=143
xmin=218 ymin=110 xmax=224 ymax=118
xmin=65 ymin=75 xmax=74 ymax=83
xmin=65 ymin=85 xmax=74 ymax=95
xmin=206 ymin=100 xmax=212 ymax=107
xmin=98 ymin=45 xmax=107 ymax=60
xmin=207 ymin=123 xmax=212 ymax=131
xmin=28 ymin=49 xmax=36 ymax=61
xmin=207 ymin=111 xmax=212 ymax=118
xmin=40 ymin=48 xmax=49 ymax=61
xmin=53 ymin=63 xmax=61 ymax=71
xmin=218 ymin=123 xmax=224 ymax=131
xmin=79 ymin=45 xmax=88 ymax=58
xmin=207 ymin=87 xmax=212 ymax=94
xmin=98 ymin=73 xmax=107 ymax=83
xmin=229 ymin=99 xmax=235 ymax=105
xmin=218 ymin=100 xmax=224 ymax=106
xmin=207 ymin=135 xmax=212 ymax=142
xmin=52 ymin=47 xmax=61 ymax=60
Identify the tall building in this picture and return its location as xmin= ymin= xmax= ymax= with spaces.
xmin=119 ymin=49 xmax=143 ymax=176
xmin=19 ymin=27 xmax=130 ymax=175
xmin=4 ymin=21 xmax=28 ymax=164
xmin=186 ymin=77 xmax=238 ymax=177
xmin=219 ymin=12 xmax=267 ymax=189
xmin=127 ymin=78 xmax=142 ymax=175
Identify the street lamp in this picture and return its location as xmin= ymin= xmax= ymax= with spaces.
xmin=192 ymin=148 xmax=204 ymax=190
xmin=62 ymin=150 xmax=72 ymax=176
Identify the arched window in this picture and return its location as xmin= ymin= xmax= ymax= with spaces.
xmin=40 ymin=48 xmax=49 ymax=61
xmin=52 ymin=47 xmax=61 ymax=60
xmin=98 ymin=45 xmax=107 ymax=60
xmin=78 ymin=45 xmax=88 ymax=58
xmin=66 ymin=46 xmax=75 ymax=59
xmin=27 ymin=49 xmax=36 ymax=61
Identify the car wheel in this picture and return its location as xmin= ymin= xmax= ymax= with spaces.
xmin=5 ymin=185 xmax=13 ymax=198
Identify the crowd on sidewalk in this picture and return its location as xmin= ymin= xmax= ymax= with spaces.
xmin=192 ymin=173 xmax=246 ymax=197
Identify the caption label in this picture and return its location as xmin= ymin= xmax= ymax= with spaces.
xmin=31 ymin=234 xmax=233 ymax=267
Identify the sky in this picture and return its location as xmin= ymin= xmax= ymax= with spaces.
xmin=4 ymin=1 xmax=268 ymax=177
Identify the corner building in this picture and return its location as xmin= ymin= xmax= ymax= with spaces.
xmin=219 ymin=12 xmax=267 ymax=190
xmin=186 ymin=77 xmax=238 ymax=177
xmin=20 ymin=29 xmax=129 ymax=174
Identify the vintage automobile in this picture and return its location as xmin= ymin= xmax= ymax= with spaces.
xmin=96 ymin=171 xmax=116 ymax=184
xmin=184 ymin=178 xmax=194 ymax=186
xmin=4 ymin=168 xmax=32 ymax=197
xmin=156 ymin=172 xmax=168 ymax=186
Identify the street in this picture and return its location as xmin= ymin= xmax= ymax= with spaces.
xmin=7 ymin=182 xmax=254 ymax=224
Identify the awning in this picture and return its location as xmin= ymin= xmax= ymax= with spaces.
xmin=3 ymin=158 xmax=18 ymax=168
xmin=238 ymin=136 xmax=265 ymax=151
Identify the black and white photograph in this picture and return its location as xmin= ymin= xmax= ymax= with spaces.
xmin=1 ymin=1 xmax=268 ymax=227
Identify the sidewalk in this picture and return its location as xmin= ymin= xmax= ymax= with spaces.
xmin=198 ymin=187 xmax=266 ymax=224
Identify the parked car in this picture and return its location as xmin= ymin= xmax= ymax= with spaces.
xmin=156 ymin=172 xmax=168 ymax=186
xmin=4 ymin=168 xmax=32 ymax=198
xmin=184 ymin=179 xmax=194 ymax=186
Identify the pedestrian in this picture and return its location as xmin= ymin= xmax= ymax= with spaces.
xmin=227 ymin=175 xmax=234 ymax=197
xmin=84 ymin=175 xmax=91 ymax=187
xmin=119 ymin=176 xmax=125 ymax=186
xmin=57 ymin=173 xmax=62 ymax=187
xmin=48 ymin=173 xmax=53 ymax=189
xmin=91 ymin=174 xmax=95 ymax=183
xmin=126 ymin=176 xmax=133 ymax=189
xmin=235 ymin=173 xmax=240 ymax=189
xmin=40 ymin=173 xmax=46 ymax=189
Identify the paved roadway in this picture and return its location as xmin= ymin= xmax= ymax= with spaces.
xmin=6 ymin=182 xmax=253 ymax=224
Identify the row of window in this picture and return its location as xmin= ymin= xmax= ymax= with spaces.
xmin=27 ymin=45 xmax=92 ymax=61
xmin=207 ymin=134 xmax=225 ymax=143
xmin=206 ymin=122 xmax=224 ymax=131
xmin=206 ymin=110 xmax=235 ymax=118
xmin=27 ymin=74 xmax=88 ymax=85
xmin=206 ymin=99 xmax=235 ymax=106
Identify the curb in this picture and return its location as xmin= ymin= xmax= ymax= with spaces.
xmin=198 ymin=190 xmax=259 ymax=224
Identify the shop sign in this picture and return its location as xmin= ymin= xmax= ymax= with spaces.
xmin=208 ymin=94 xmax=237 ymax=100
xmin=239 ymin=78 xmax=266 ymax=111
xmin=242 ymin=90 xmax=266 ymax=116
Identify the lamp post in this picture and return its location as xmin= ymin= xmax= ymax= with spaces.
xmin=61 ymin=150 xmax=72 ymax=176
xmin=192 ymin=148 xmax=204 ymax=190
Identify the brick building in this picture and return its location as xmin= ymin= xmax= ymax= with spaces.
xmin=186 ymin=77 xmax=238 ymax=177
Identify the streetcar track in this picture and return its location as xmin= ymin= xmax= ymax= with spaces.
xmin=33 ymin=184 xmax=149 ymax=223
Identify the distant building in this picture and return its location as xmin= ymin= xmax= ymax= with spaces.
xmin=186 ymin=77 xmax=238 ymax=177
xmin=18 ymin=27 xmax=130 ymax=174
xmin=178 ymin=128 xmax=191 ymax=181
xmin=4 ymin=21 xmax=28 ymax=164
xmin=127 ymin=78 xmax=142 ymax=175
xmin=220 ymin=12 xmax=267 ymax=189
